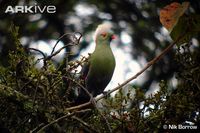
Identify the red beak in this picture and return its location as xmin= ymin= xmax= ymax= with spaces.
xmin=111 ymin=35 xmax=116 ymax=40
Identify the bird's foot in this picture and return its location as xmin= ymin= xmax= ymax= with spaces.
xmin=103 ymin=90 xmax=111 ymax=98
xmin=89 ymin=95 xmax=96 ymax=106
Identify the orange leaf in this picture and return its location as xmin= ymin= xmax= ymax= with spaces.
xmin=159 ymin=2 xmax=189 ymax=32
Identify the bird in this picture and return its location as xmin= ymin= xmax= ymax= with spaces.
xmin=75 ymin=23 xmax=116 ymax=105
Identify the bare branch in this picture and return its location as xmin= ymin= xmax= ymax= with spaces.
xmin=51 ymin=33 xmax=72 ymax=55
xmin=45 ymin=45 xmax=71 ymax=61
xmin=28 ymin=48 xmax=48 ymax=67
xmin=28 ymin=48 xmax=46 ymax=59
xmin=51 ymin=32 xmax=82 ymax=55
xmin=43 ymin=32 xmax=82 ymax=65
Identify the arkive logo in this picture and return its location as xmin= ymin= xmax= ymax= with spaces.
xmin=5 ymin=3 xmax=56 ymax=14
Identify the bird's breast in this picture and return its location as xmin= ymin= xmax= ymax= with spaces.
xmin=91 ymin=50 xmax=115 ymax=76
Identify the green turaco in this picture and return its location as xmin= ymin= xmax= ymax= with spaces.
xmin=75 ymin=23 xmax=116 ymax=104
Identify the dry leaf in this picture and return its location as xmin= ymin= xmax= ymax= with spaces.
xmin=160 ymin=2 xmax=190 ymax=32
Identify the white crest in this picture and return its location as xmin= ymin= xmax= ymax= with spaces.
xmin=94 ymin=23 xmax=112 ymax=42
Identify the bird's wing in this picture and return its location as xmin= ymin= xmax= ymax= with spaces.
xmin=80 ymin=55 xmax=91 ymax=81
xmin=75 ymin=57 xmax=91 ymax=105
xmin=81 ymin=62 xmax=90 ymax=80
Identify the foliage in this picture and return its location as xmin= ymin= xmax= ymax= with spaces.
xmin=160 ymin=2 xmax=200 ymax=46
xmin=1 ymin=26 xmax=200 ymax=133
xmin=0 ymin=1 xmax=200 ymax=133
xmin=0 ymin=25 xmax=82 ymax=132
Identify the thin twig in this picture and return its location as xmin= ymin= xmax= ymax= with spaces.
xmin=29 ymin=32 xmax=82 ymax=68
xmin=48 ymin=73 xmax=93 ymax=100
xmin=35 ymin=109 xmax=91 ymax=133
xmin=51 ymin=32 xmax=82 ymax=55
xmin=65 ymin=101 xmax=91 ymax=112
xmin=28 ymin=48 xmax=47 ymax=66
xmin=64 ymin=33 xmax=186 ymax=112
xmin=45 ymin=45 xmax=71 ymax=61
xmin=51 ymin=33 xmax=72 ymax=55
xmin=95 ymin=107 xmax=112 ymax=133
xmin=28 ymin=48 xmax=46 ymax=59
xmin=30 ymin=123 xmax=45 ymax=133
xmin=71 ymin=32 xmax=82 ymax=45
xmin=72 ymin=116 xmax=100 ymax=133
xmin=63 ymin=76 xmax=94 ymax=102
xmin=27 ymin=32 xmax=81 ymax=72
xmin=89 ymin=95 xmax=112 ymax=132
xmin=32 ymin=80 xmax=39 ymax=107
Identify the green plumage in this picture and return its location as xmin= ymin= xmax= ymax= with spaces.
xmin=75 ymin=24 xmax=115 ymax=104
xmin=86 ymin=36 xmax=116 ymax=96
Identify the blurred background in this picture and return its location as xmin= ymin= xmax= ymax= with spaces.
xmin=0 ymin=0 xmax=199 ymax=95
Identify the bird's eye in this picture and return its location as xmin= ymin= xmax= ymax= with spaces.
xmin=101 ymin=32 xmax=107 ymax=38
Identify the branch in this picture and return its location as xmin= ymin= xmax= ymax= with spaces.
xmin=45 ymin=45 xmax=71 ymax=61
xmin=40 ymin=32 xmax=82 ymax=69
xmin=29 ymin=123 xmax=45 ymax=133
xmin=51 ymin=32 xmax=82 ymax=55
xmin=95 ymin=107 xmax=112 ymax=133
xmin=34 ymin=109 xmax=91 ymax=133
xmin=51 ymin=33 xmax=72 ymax=55
xmin=64 ymin=33 xmax=186 ymax=112
xmin=62 ymin=76 xmax=93 ymax=101
xmin=72 ymin=116 xmax=100 ymax=133
xmin=28 ymin=48 xmax=47 ymax=66
xmin=29 ymin=32 xmax=82 ymax=69
xmin=28 ymin=48 xmax=46 ymax=58
xmin=96 ymin=33 xmax=185 ymax=101
xmin=47 ymin=32 xmax=82 ymax=61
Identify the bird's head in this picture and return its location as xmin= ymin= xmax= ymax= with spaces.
xmin=94 ymin=23 xmax=115 ymax=44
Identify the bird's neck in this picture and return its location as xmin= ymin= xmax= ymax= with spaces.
xmin=95 ymin=40 xmax=111 ymax=50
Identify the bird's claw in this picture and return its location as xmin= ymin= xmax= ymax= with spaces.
xmin=89 ymin=95 xmax=96 ymax=105
xmin=103 ymin=90 xmax=110 ymax=98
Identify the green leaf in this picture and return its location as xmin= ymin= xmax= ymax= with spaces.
xmin=170 ymin=14 xmax=200 ymax=46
